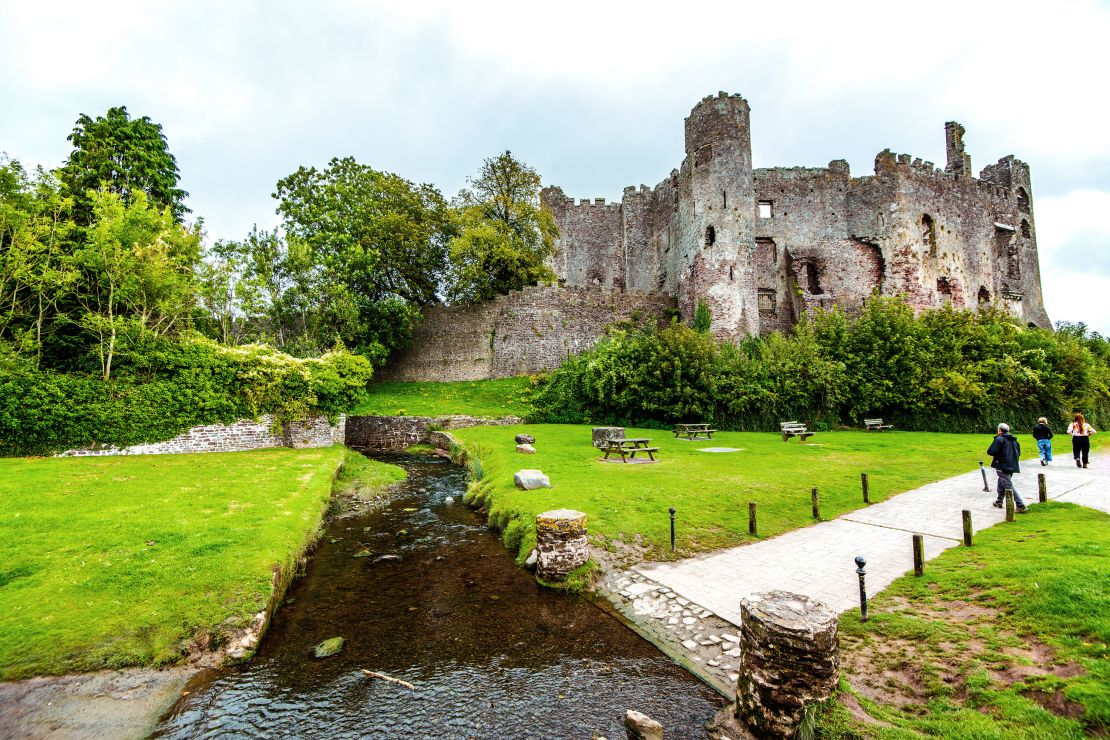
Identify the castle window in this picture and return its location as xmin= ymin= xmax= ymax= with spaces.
xmin=729 ymin=266 xmax=734 ymax=281
xmin=922 ymin=214 xmax=937 ymax=257
xmin=755 ymin=237 xmax=776 ymax=265
xmin=722 ymin=191 xmax=728 ymax=209
xmin=758 ymin=201 xmax=773 ymax=219
xmin=1017 ymin=187 xmax=1030 ymax=214
xmin=705 ymin=225 xmax=716 ymax=247
xmin=805 ymin=263 xmax=823 ymax=294
xmin=978 ymin=286 xmax=991 ymax=304
xmin=1020 ymin=219 xmax=1031 ymax=238
xmin=758 ymin=289 xmax=776 ymax=314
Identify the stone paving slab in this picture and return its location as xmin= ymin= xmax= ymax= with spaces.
xmin=634 ymin=450 xmax=1109 ymax=628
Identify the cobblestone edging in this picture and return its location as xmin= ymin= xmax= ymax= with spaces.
xmin=58 ymin=415 xmax=344 ymax=457
xmin=599 ymin=568 xmax=740 ymax=696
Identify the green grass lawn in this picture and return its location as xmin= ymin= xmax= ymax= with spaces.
xmin=817 ymin=502 xmax=1110 ymax=737
xmin=0 ymin=446 xmax=404 ymax=679
xmin=352 ymin=377 xmax=532 ymax=417
xmin=451 ymin=425 xmax=1002 ymax=560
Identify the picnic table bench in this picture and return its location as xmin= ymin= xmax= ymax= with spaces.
xmin=864 ymin=418 xmax=894 ymax=431
xmin=600 ymin=437 xmax=660 ymax=463
xmin=672 ymin=423 xmax=717 ymax=440
xmin=780 ymin=421 xmax=814 ymax=442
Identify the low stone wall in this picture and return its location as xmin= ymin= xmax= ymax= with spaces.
xmin=58 ymin=414 xmax=345 ymax=457
xmin=344 ymin=414 xmax=522 ymax=451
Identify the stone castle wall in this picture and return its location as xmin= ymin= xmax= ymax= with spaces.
xmin=377 ymin=285 xmax=675 ymax=382
xmin=345 ymin=414 xmax=522 ymax=450
xmin=58 ymin=414 xmax=345 ymax=457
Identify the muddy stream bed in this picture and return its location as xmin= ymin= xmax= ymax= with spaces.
xmin=155 ymin=452 xmax=724 ymax=738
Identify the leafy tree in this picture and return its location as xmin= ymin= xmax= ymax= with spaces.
xmin=446 ymin=150 xmax=557 ymax=304
xmin=693 ymin=300 xmax=711 ymax=333
xmin=59 ymin=106 xmax=189 ymax=224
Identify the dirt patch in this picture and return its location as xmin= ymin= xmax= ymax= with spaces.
xmin=1023 ymin=689 xmax=1086 ymax=720
xmin=839 ymin=690 xmax=895 ymax=729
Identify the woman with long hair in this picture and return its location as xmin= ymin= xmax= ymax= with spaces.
xmin=1066 ymin=413 xmax=1097 ymax=468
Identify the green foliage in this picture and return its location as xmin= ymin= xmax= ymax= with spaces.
xmin=0 ymin=336 xmax=373 ymax=456
xmin=530 ymin=297 xmax=1110 ymax=432
xmin=58 ymin=106 xmax=189 ymax=224
xmin=352 ymin=377 xmax=534 ymax=418
xmin=692 ymin=300 xmax=711 ymax=334
xmin=0 ymin=446 xmax=351 ymax=678
xmin=446 ymin=151 xmax=557 ymax=304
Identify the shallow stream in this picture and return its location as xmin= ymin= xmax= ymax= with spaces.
xmin=156 ymin=452 xmax=724 ymax=738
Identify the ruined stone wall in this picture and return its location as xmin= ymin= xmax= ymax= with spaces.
xmin=542 ymin=188 xmax=624 ymax=290
xmin=378 ymin=286 xmax=676 ymax=381
xmin=57 ymin=414 xmax=344 ymax=457
xmin=345 ymin=414 xmax=522 ymax=450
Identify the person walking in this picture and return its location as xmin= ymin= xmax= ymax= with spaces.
xmin=1066 ymin=413 xmax=1097 ymax=468
xmin=1032 ymin=417 xmax=1054 ymax=466
xmin=988 ymin=422 xmax=1027 ymax=513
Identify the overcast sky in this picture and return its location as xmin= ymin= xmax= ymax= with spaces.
xmin=2 ymin=0 xmax=1108 ymax=331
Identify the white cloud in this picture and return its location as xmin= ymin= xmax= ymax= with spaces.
xmin=1035 ymin=190 xmax=1110 ymax=330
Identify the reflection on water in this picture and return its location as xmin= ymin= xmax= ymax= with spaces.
xmin=156 ymin=453 xmax=724 ymax=739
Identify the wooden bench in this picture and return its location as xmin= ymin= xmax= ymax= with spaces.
xmin=780 ymin=421 xmax=814 ymax=442
xmin=673 ymin=423 xmax=717 ymax=440
xmin=600 ymin=438 xmax=660 ymax=462
xmin=864 ymin=418 xmax=894 ymax=431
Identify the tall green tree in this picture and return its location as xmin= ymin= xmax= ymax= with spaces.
xmin=59 ymin=106 xmax=189 ymax=225
xmin=273 ymin=157 xmax=452 ymax=359
xmin=446 ymin=150 xmax=557 ymax=304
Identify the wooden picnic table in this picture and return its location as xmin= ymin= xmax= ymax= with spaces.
xmin=673 ymin=423 xmax=716 ymax=440
xmin=600 ymin=437 xmax=660 ymax=462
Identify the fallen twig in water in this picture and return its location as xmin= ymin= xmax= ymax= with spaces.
xmin=361 ymin=669 xmax=416 ymax=690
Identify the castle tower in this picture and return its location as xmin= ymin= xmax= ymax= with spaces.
xmin=945 ymin=121 xmax=971 ymax=179
xmin=675 ymin=92 xmax=759 ymax=338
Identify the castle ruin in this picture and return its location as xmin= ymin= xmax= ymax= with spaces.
xmin=382 ymin=92 xmax=1048 ymax=381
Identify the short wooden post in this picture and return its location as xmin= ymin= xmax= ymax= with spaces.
xmin=748 ymin=501 xmax=758 ymax=536
xmin=912 ymin=534 xmax=924 ymax=576
xmin=1038 ymin=473 xmax=1047 ymax=503
xmin=961 ymin=510 xmax=973 ymax=547
xmin=861 ymin=472 xmax=870 ymax=504
xmin=811 ymin=488 xmax=820 ymax=520
xmin=1005 ymin=488 xmax=1015 ymax=522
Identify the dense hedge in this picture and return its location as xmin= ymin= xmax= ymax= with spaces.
xmin=529 ymin=298 xmax=1110 ymax=433
xmin=0 ymin=336 xmax=373 ymax=456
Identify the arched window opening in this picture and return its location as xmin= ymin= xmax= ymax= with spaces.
xmin=1017 ymin=187 xmax=1030 ymax=214
xmin=705 ymin=225 xmax=716 ymax=247
xmin=806 ymin=263 xmax=823 ymax=294
xmin=922 ymin=214 xmax=937 ymax=257
xmin=978 ymin=286 xmax=991 ymax=304
xmin=1020 ymin=219 xmax=1031 ymax=238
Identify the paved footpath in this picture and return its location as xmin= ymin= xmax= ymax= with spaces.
xmin=634 ymin=449 xmax=1109 ymax=627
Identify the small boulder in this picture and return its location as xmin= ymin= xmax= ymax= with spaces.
xmin=313 ymin=636 xmax=344 ymax=658
xmin=524 ymin=549 xmax=538 ymax=569
xmin=516 ymin=443 xmax=536 ymax=454
xmin=514 ymin=469 xmax=551 ymax=490
xmin=624 ymin=709 xmax=664 ymax=740
xmin=515 ymin=433 xmax=536 ymax=444
xmin=377 ymin=554 xmax=401 ymax=562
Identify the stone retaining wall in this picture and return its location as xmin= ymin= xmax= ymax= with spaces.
xmin=344 ymin=414 xmax=522 ymax=451
xmin=58 ymin=414 xmax=345 ymax=457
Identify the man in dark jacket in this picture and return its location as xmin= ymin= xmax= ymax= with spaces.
xmin=987 ymin=423 xmax=1027 ymax=513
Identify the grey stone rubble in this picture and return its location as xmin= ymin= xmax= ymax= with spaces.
xmin=514 ymin=433 xmax=536 ymax=444
xmin=516 ymin=443 xmax=536 ymax=454
xmin=624 ymin=709 xmax=664 ymax=740
xmin=513 ymin=469 xmax=551 ymax=490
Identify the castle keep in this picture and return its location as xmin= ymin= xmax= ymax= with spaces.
xmin=382 ymin=92 xmax=1048 ymax=381
xmin=543 ymin=91 xmax=1049 ymax=338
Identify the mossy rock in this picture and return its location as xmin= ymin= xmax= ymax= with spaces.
xmin=313 ymin=636 xmax=345 ymax=658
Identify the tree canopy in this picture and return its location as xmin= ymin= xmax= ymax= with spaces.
xmin=59 ymin=106 xmax=189 ymax=224
xmin=446 ymin=150 xmax=557 ymax=304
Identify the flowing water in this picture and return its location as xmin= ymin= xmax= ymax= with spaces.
xmin=156 ymin=453 xmax=725 ymax=739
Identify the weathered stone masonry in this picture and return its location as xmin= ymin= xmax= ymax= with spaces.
xmin=544 ymin=91 xmax=1050 ymax=338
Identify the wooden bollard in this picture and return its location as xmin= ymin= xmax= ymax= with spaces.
xmin=1038 ymin=473 xmax=1047 ymax=503
xmin=962 ymin=510 xmax=973 ymax=546
xmin=748 ymin=501 xmax=758 ymax=536
xmin=1005 ymin=489 xmax=1015 ymax=522
xmin=912 ymin=534 xmax=924 ymax=576
xmin=811 ymin=488 xmax=820 ymax=520
xmin=861 ymin=472 xmax=870 ymax=504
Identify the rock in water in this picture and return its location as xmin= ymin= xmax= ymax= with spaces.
xmin=516 ymin=443 xmax=536 ymax=454
xmin=524 ymin=549 xmax=538 ymax=568
xmin=513 ymin=469 xmax=551 ymax=490
xmin=624 ymin=709 xmax=664 ymax=740
xmin=313 ymin=637 xmax=344 ymax=658
xmin=444 ymin=496 xmax=454 ymax=504
xmin=514 ymin=433 xmax=536 ymax=444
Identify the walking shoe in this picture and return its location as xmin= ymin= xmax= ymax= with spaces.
xmin=1083 ymin=463 xmax=1089 ymax=468
xmin=1041 ymin=459 xmax=1047 ymax=465
xmin=1077 ymin=459 xmax=1082 ymax=468
xmin=992 ymin=501 xmax=1003 ymax=508
xmin=1016 ymin=506 xmax=1028 ymax=514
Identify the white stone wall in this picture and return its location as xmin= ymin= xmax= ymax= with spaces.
xmin=57 ymin=414 xmax=345 ymax=457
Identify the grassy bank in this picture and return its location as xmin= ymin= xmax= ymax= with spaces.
xmin=450 ymin=425 xmax=996 ymax=561
xmin=352 ymin=378 xmax=532 ymax=418
xmin=817 ymin=502 xmax=1110 ymax=737
xmin=0 ymin=446 xmax=404 ymax=680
